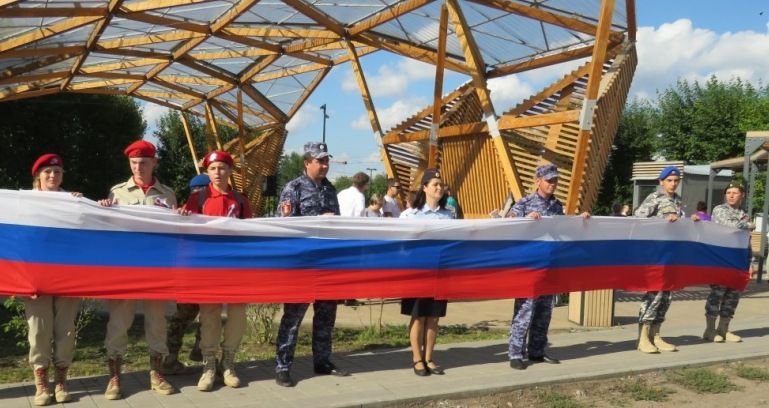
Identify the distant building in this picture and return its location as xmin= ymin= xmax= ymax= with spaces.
xmin=631 ymin=161 xmax=733 ymax=216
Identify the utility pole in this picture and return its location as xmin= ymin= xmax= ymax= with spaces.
xmin=366 ymin=167 xmax=377 ymax=180
xmin=320 ymin=104 xmax=329 ymax=143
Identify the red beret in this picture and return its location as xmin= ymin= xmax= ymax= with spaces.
xmin=202 ymin=150 xmax=234 ymax=168
xmin=124 ymin=140 xmax=157 ymax=158
xmin=31 ymin=153 xmax=64 ymax=176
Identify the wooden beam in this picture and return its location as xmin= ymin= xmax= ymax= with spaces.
xmin=241 ymin=84 xmax=288 ymax=122
xmin=97 ymin=31 xmax=204 ymax=49
xmin=120 ymin=0 xmax=211 ymax=13
xmin=344 ymin=39 xmax=383 ymax=138
xmin=348 ymin=0 xmax=434 ymax=36
xmin=429 ymin=3 xmax=449 ymax=168
xmin=0 ymin=7 xmax=107 ymax=17
xmin=0 ymin=53 xmax=78 ymax=79
xmin=204 ymin=101 xmax=221 ymax=151
xmin=487 ymin=44 xmax=603 ymax=79
xmin=282 ymin=0 xmax=344 ymax=37
xmin=626 ymin=0 xmax=637 ymax=42
xmin=177 ymin=57 xmax=238 ymax=84
xmin=117 ymin=10 xmax=210 ymax=33
xmin=284 ymin=67 xmax=330 ymax=120
xmin=0 ymin=86 xmax=62 ymax=102
xmin=467 ymin=0 xmax=625 ymax=43
xmin=79 ymin=57 xmax=167 ymax=74
xmin=497 ymin=110 xmax=580 ymax=130
xmin=236 ymin=87 xmax=248 ymax=185
xmin=0 ymin=16 xmax=102 ymax=53
xmin=0 ymin=71 xmax=68 ymax=86
xmin=0 ymin=46 xmax=84 ymax=58
xmin=222 ymin=27 xmax=339 ymax=39
xmin=179 ymin=112 xmax=201 ymax=174
xmin=446 ymin=0 xmax=492 ymax=112
xmin=353 ymin=32 xmax=469 ymax=74
xmin=566 ymin=0 xmax=615 ymax=214
xmin=249 ymin=62 xmax=327 ymax=83
xmin=210 ymin=0 xmax=262 ymax=33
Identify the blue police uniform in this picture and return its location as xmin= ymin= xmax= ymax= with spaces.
xmin=275 ymin=171 xmax=341 ymax=375
xmin=507 ymin=190 xmax=564 ymax=362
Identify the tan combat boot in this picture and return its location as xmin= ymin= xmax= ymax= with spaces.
xmin=33 ymin=368 xmax=51 ymax=406
xmin=53 ymin=366 xmax=72 ymax=403
xmin=703 ymin=316 xmax=717 ymax=342
xmin=637 ymin=324 xmax=659 ymax=354
xmin=220 ymin=349 xmax=241 ymax=388
xmin=197 ymin=353 xmax=217 ymax=392
xmin=715 ymin=317 xmax=742 ymax=342
xmin=104 ymin=356 xmax=122 ymax=400
xmin=149 ymin=354 xmax=175 ymax=395
xmin=650 ymin=323 xmax=677 ymax=352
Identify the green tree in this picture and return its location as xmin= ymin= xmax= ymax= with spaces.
xmin=0 ymin=93 xmax=145 ymax=199
xmin=276 ymin=152 xmax=306 ymax=193
xmin=594 ymin=99 xmax=657 ymax=214
xmin=655 ymin=76 xmax=769 ymax=163
xmin=152 ymin=111 xmax=239 ymax=203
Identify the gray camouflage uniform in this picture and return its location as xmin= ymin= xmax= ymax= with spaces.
xmin=275 ymin=173 xmax=340 ymax=373
xmin=707 ymin=203 xmax=751 ymax=318
xmin=508 ymin=192 xmax=563 ymax=360
xmin=635 ymin=187 xmax=683 ymax=324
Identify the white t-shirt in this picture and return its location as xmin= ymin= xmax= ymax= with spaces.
xmin=383 ymin=195 xmax=401 ymax=218
xmin=337 ymin=186 xmax=366 ymax=217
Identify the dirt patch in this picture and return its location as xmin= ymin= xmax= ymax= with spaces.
xmin=388 ymin=359 xmax=769 ymax=407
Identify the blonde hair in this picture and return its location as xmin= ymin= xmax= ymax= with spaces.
xmin=369 ymin=193 xmax=384 ymax=206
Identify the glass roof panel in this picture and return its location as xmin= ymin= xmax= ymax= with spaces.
xmin=311 ymin=0 xmax=395 ymax=26
xmin=239 ymin=1 xmax=316 ymax=25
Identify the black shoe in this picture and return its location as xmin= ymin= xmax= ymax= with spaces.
xmin=314 ymin=361 xmax=350 ymax=377
xmin=413 ymin=360 xmax=429 ymax=377
xmin=528 ymin=355 xmax=560 ymax=364
xmin=426 ymin=360 xmax=444 ymax=375
xmin=509 ymin=358 xmax=527 ymax=370
xmin=275 ymin=371 xmax=295 ymax=387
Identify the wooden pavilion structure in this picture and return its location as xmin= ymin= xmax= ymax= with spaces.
xmin=0 ymin=0 xmax=637 ymax=216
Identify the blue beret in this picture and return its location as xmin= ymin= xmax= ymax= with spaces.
xmin=189 ymin=174 xmax=210 ymax=190
xmin=658 ymin=165 xmax=681 ymax=180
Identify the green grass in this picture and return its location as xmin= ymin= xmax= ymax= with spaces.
xmin=735 ymin=364 xmax=769 ymax=381
xmin=535 ymin=389 xmax=592 ymax=408
xmin=667 ymin=368 xmax=741 ymax=394
xmin=0 ymin=307 xmax=507 ymax=384
xmin=619 ymin=378 xmax=675 ymax=402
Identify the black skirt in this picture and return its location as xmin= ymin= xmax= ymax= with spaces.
xmin=400 ymin=297 xmax=447 ymax=317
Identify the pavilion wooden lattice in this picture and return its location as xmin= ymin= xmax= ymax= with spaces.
xmin=0 ymin=0 xmax=637 ymax=216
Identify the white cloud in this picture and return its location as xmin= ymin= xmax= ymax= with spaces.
xmin=488 ymin=75 xmax=535 ymax=110
xmin=341 ymin=58 xmax=437 ymax=98
xmin=632 ymin=19 xmax=769 ymax=99
xmin=286 ymin=104 xmax=318 ymax=133
xmin=350 ymin=97 xmax=428 ymax=131
xmin=142 ymin=102 xmax=169 ymax=129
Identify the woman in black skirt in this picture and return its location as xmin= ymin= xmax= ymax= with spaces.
xmin=400 ymin=168 xmax=454 ymax=376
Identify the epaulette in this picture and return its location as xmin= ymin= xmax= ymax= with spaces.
xmin=109 ymin=182 xmax=127 ymax=191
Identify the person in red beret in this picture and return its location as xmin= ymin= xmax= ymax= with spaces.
xmin=179 ymin=150 xmax=252 ymax=392
xmin=26 ymin=154 xmax=82 ymax=405
xmin=97 ymin=140 xmax=178 ymax=399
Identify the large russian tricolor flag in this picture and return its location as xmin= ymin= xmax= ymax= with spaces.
xmin=0 ymin=190 xmax=750 ymax=303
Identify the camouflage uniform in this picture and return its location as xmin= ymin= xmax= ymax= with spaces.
xmin=275 ymin=173 xmax=340 ymax=372
xmin=507 ymin=191 xmax=564 ymax=360
xmin=707 ymin=203 xmax=751 ymax=318
xmin=635 ymin=187 xmax=683 ymax=324
xmin=166 ymin=303 xmax=200 ymax=357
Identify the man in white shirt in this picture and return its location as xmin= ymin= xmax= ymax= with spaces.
xmin=337 ymin=172 xmax=369 ymax=217
xmin=382 ymin=178 xmax=402 ymax=218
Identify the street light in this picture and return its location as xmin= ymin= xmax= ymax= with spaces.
xmin=320 ymin=104 xmax=329 ymax=143
xmin=366 ymin=167 xmax=377 ymax=180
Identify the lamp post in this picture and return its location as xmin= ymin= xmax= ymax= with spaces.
xmin=366 ymin=167 xmax=377 ymax=180
xmin=320 ymin=104 xmax=329 ymax=143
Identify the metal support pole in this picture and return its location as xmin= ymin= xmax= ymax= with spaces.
xmin=320 ymin=104 xmax=329 ymax=143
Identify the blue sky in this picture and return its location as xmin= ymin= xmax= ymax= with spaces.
xmin=143 ymin=1 xmax=769 ymax=179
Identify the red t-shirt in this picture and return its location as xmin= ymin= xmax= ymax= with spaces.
xmin=183 ymin=184 xmax=253 ymax=218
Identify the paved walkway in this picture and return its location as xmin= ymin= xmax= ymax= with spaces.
xmin=2 ymin=282 xmax=769 ymax=407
